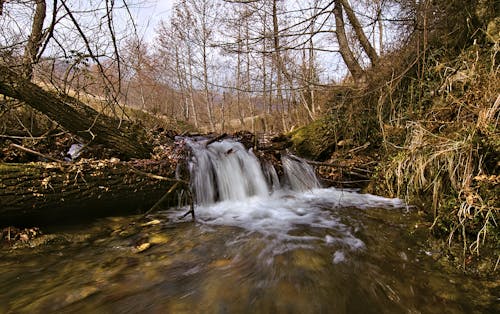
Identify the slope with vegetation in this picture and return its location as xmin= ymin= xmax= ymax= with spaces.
xmin=291 ymin=0 xmax=499 ymax=270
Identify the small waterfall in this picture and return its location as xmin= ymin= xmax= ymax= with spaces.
xmin=180 ymin=136 xmax=404 ymax=259
xmin=282 ymin=155 xmax=321 ymax=191
xmin=186 ymin=138 xmax=321 ymax=205
xmin=262 ymin=160 xmax=280 ymax=192
xmin=187 ymin=138 xmax=269 ymax=205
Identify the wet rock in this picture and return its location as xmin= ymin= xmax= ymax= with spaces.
xmin=209 ymin=259 xmax=232 ymax=268
xmin=63 ymin=286 xmax=99 ymax=305
xmin=133 ymin=242 xmax=151 ymax=253
xmin=149 ymin=234 xmax=169 ymax=245
xmin=140 ymin=219 xmax=161 ymax=227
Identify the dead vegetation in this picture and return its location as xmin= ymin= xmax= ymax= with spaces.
xmin=371 ymin=41 xmax=499 ymax=268
xmin=288 ymin=1 xmax=499 ymax=270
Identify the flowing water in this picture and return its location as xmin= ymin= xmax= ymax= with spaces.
xmin=1 ymin=139 xmax=498 ymax=313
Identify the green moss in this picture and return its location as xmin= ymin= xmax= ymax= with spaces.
xmin=289 ymin=104 xmax=382 ymax=161
xmin=289 ymin=115 xmax=338 ymax=160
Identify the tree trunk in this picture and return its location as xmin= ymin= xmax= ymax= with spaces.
xmin=339 ymin=0 xmax=379 ymax=67
xmin=272 ymin=0 xmax=287 ymax=132
xmin=202 ymin=40 xmax=215 ymax=132
xmin=0 ymin=159 xmax=180 ymax=225
xmin=0 ymin=65 xmax=152 ymax=159
xmin=245 ymin=17 xmax=255 ymax=134
xmin=376 ymin=1 xmax=384 ymax=54
xmin=186 ymin=43 xmax=199 ymax=128
xmin=22 ymin=0 xmax=46 ymax=80
xmin=333 ymin=0 xmax=365 ymax=82
xmin=236 ymin=24 xmax=246 ymax=128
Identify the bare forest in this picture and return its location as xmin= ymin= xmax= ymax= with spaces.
xmin=1 ymin=0 xmax=418 ymax=135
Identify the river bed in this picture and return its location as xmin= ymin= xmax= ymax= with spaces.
xmin=1 ymin=188 xmax=498 ymax=313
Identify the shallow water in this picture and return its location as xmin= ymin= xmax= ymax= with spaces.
xmin=1 ymin=188 xmax=498 ymax=313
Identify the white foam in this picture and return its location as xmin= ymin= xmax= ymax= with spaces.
xmin=332 ymin=251 xmax=346 ymax=264
xmin=178 ymin=187 xmax=403 ymax=253
xmin=180 ymin=138 xmax=405 ymax=256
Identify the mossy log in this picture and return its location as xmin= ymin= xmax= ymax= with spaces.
xmin=289 ymin=115 xmax=339 ymax=161
xmin=0 ymin=159 xmax=181 ymax=225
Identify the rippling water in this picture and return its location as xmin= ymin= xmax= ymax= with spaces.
xmin=1 ymin=188 xmax=498 ymax=313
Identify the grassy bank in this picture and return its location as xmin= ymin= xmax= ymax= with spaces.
xmin=290 ymin=16 xmax=499 ymax=270
xmin=372 ymin=44 xmax=499 ymax=267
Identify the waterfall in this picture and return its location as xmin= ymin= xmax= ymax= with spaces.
xmin=186 ymin=138 xmax=321 ymax=205
xmin=180 ymin=137 xmax=404 ymax=257
xmin=281 ymin=155 xmax=321 ymax=191
xmin=187 ymin=138 xmax=269 ymax=205
xmin=262 ymin=160 xmax=280 ymax=192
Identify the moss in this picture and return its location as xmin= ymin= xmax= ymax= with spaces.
xmin=289 ymin=103 xmax=381 ymax=161
xmin=289 ymin=116 xmax=338 ymax=160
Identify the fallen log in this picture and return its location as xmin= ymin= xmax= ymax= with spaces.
xmin=0 ymin=159 xmax=183 ymax=226
xmin=0 ymin=64 xmax=152 ymax=159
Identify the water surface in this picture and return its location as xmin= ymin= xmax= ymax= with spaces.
xmin=1 ymin=188 xmax=498 ymax=313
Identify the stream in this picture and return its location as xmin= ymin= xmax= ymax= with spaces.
xmin=1 ymin=138 xmax=498 ymax=313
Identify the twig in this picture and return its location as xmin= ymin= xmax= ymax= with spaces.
xmin=306 ymin=159 xmax=372 ymax=173
xmin=142 ymin=181 xmax=181 ymax=217
xmin=351 ymin=167 xmax=372 ymax=173
xmin=179 ymin=196 xmax=195 ymax=221
xmin=129 ymin=166 xmax=188 ymax=184
xmin=322 ymin=178 xmax=371 ymax=185
xmin=205 ymin=133 xmax=227 ymax=146
xmin=335 ymin=179 xmax=371 ymax=184
xmin=10 ymin=143 xmax=63 ymax=162
xmin=347 ymin=141 xmax=370 ymax=154
xmin=344 ymin=171 xmax=370 ymax=179
xmin=14 ymin=114 xmax=34 ymax=139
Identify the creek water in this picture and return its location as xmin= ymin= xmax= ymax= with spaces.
xmin=1 ymin=139 xmax=498 ymax=313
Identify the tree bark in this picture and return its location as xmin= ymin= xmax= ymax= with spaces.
xmin=339 ymin=0 xmax=379 ymax=67
xmin=272 ymin=0 xmax=288 ymax=131
xmin=0 ymin=159 xmax=180 ymax=225
xmin=22 ymin=0 xmax=47 ymax=80
xmin=0 ymin=64 xmax=152 ymax=159
xmin=333 ymin=0 xmax=365 ymax=82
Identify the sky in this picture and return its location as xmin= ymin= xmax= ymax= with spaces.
xmin=131 ymin=0 xmax=173 ymax=42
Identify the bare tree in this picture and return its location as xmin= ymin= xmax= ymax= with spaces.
xmin=333 ymin=0 xmax=364 ymax=81
xmin=272 ymin=0 xmax=288 ymax=131
xmin=0 ymin=1 xmax=152 ymax=158
xmin=339 ymin=0 xmax=379 ymax=67
xmin=157 ymin=5 xmax=200 ymax=128
xmin=22 ymin=0 xmax=46 ymax=79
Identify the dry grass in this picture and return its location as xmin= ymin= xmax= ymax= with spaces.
xmin=376 ymin=43 xmax=499 ymax=259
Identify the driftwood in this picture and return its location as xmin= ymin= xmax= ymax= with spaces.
xmin=0 ymin=159 xmax=182 ymax=225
